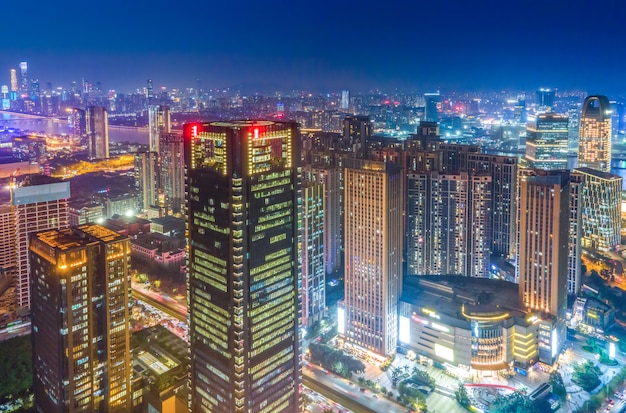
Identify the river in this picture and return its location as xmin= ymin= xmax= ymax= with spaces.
xmin=0 ymin=111 xmax=149 ymax=145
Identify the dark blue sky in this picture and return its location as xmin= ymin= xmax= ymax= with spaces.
xmin=2 ymin=0 xmax=626 ymax=93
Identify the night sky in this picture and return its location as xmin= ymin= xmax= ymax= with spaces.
xmin=2 ymin=0 xmax=626 ymax=93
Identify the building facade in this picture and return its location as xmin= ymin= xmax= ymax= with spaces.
xmin=13 ymin=179 xmax=70 ymax=310
xmin=301 ymin=181 xmax=325 ymax=327
xmin=86 ymin=106 xmax=109 ymax=159
xmin=576 ymin=167 xmax=622 ymax=252
xmin=30 ymin=225 xmax=132 ymax=412
xmin=341 ymin=159 xmax=402 ymax=356
xmin=134 ymin=151 xmax=160 ymax=212
xmin=148 ymin=105 xmax=171 ymax=154
xmin=159 ymin=133 xmax=185 ymax=216
xmin=578 ymin=95 xmax=612 ymax=173
xmin=185 ymin=120 xmax=301 ymax=413
xmin=524 ymin=113 xmax=569 ymax=170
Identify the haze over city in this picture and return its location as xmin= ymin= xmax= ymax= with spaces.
xmin=2 ymin=0 xmax=626 ymax=92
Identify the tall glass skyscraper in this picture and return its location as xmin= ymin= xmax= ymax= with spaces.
xmin=578 ymin=95 xmax=612 ymax=173
xmin=523 ymin=113 xmax=569 ymax=170
xmin=185 ymin=120 xmax=301 ymax=413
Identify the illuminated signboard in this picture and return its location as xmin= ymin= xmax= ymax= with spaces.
xmin=435 ymin=343 xmax=454 ymax=362
xmin=551 ymin=329 xmax=558 ymax=358
xmin=431 ymin=322 xmax=450 ymax=333
xmin=399 ymin=316 xmax=410 ymax=344
xmin=337 ymin=307 xmax=345 ymax=335
xmin=610 ymin=342 xmax=616 ymax=360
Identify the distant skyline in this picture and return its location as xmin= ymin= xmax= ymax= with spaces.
xmin=2 ymin=0 xmax=626 ymax=94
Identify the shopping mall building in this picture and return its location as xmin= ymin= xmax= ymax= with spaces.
xmin=397 ymin=276 xmax=565 ymax=377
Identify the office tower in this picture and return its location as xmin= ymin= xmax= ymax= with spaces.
xmin=67 ymin=108 xmax=86 ymax=139
xmin=569 ymin=171 xmax=583 ymax=295
xmin=576 ymin=167 xmax=622 ymax=252
xmin=341 ymin=90 xmax=349 ymax=110
xmin=514 ymin=94 xmax=526 ymax=123
xmin=343 ymin=115 xmax=371 ymax=158
xmin=19 ymin=61 xmax=28 ymax=96
xmin=302 ymin=165 xmax=342 ymax=274
xmin=147 ymin=79 xmax=154 ymax=100
xmin=30 ymin=225 xmax=132 ymax=412
xmin=148 ymin=105 xmax=171 ymax=153
xmin=536 ymin=88 xmax=555 ymax=109
xmin=13 ymin=178 xmax=70 ymax=310
xmin=517 ymin=169 xmax=569 ymax=316
xmin=523 ymin=113 xmax=569 ymax=170
xmin=610 ymin=100 xmax=625 ymax=140
xmin=159 ymin=133 xmax=185 ymax=215
xmin=424 ymin=92 xmax=440 ymax=122
xmin=185 ymin=120 xmax=301 ymax=413
xmin=86 ymin=106 xmax=109 ymax=159
xmin=578 ymin=95 xmax=612 ymax=172
xmin=302 ymin=181 xmax=325 ymax=327
xmin=134 ymin=151 xmax=159 ymax=212
xmin=342 ymin=159 xmax=402 ymax=356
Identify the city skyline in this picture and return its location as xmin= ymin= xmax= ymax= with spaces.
xmin=2 ymin=1 xmax=626 ymax=93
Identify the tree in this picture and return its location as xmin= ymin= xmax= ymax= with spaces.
xmin=455 ymin=383 xmax=471 ymax=408
xmin=491 ymin=392 xmax=540 ymax=413
xmin=549 ymin=371 xmax=566 ymax=398
xmin=0 ymin=335 xmax=32 ymax=402
xmin=572 ymin=360 xmax=602 ymax=392
xmin=391 ymin=366 xmax=403 ymax=387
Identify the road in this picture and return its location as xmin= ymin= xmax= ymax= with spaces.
xmin=304 ymin=364 xmax=406 ymax=413
xmin=131 ymin=285 xmax=187 ymax=323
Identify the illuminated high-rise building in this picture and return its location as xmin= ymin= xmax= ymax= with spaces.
xmin=568 ymin=171 xmax=583 ymax=294
xmin=133 ymin=151 xmax=159 ymax=212
xmin=343 ymin=115 xmax=371 ymax=158
xmin=9 ymin=69 xmax=18 ymax=93
xmin=30 ymin=225 xmax=132 ymax=413
xmin=86 ymin=106 xmax=109 ymax=159
xmin=517 ymin=169 xmax=569 ymax=316
xmin=159 ymin=133 xmax=185 ymax=215
xmin=19 ymin=61 xmax=28 ymax=96
xmin=516 ymin=169 xmax=568 ymax=363
xmin=578 ymin=95 xmax=612 ymax=172
xmin=67 ymin=108 xmax=86 ymax=139
xmin=340 ymin=90 xmax=349 ymax=110
xmin=536 ymin=88 xmax=555 ymax=110
xmin=13 ymin=178 xmax=70 ymax=311
xmin=342 ymin=159 xmax=402 ymax=356
xmin=424 ymin=92 xmax=440 ymax=122
xmin=576 ymin=167 xmax=622 ymax=252
xmin=302 ymin=164 xmax=342 ymax=274
xmin=148 ymin=105 xmax=171 ymax=153
xmin=185 ymin=120 xmax=301 ymax=413
xmin=302 ymin=181 xmax=325 ymax=327
xmin=523 ymin=113 xmax=569 ymax=170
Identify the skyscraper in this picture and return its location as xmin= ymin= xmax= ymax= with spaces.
xmin=341 ymin=90 xmax=349 ymax=110
xmin=134 ymin=150 xmax=159 ymax=212
xmin=343 ymin=115 xmax=371 ymax=158
xmin=342 ymin=159 xmax=402 ymax=356
xmin=302 ymin=181 xmax=325 ymax=327
xmin=578 ymin=95 xmax=612 ymax=173
xmin=9 ymin=69 xmax=18 ymax=93
xmin=516 ymin=169 xmax=569 ymax=363
xmin=517 ymin=169 xmax=569 ymax=316
xmin=19 ymin=61 xmax=28 ymax=96
xmin=523 ymin=113 xmax=569 ymax=170
xmin=30 ymin=225 xmax=132 ymax=412
xmin=576 ymin=167 xmax=622 ymax=252
xmin=568 ymin=171 xmax=583 ymax=295
xmin=68 ymin=108 xmax=86 ymax=139
xmin=12 ymin=178 xmax=70 ymax=311
xmin=148 ymin=105 xmax=171 ymax=153
xmin=536 ymin=88 xmax=555 ymax=110
xmin=159 ymin=133 xmax=185 ymax=215
xmin=424 ymin=92 xmax=440 ymax=122
xmin=86 ymin=106 xmax=109 ymax=159
xmin=185 ymin=120 xmax=301 ymax=413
